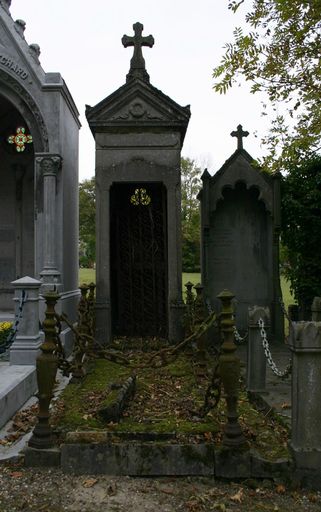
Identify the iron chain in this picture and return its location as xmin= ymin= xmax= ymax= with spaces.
xmin=258 ymin=317 xmax=292 ymax=378
xmin=234 ymin=327 xmax=248 ymax=344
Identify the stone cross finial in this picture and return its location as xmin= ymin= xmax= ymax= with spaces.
xmin=122 ymin=22 xmax=154 ymax=82
xmin=230 ymin=124 xmax=249 ymax=150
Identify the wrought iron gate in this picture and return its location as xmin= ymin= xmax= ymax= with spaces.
xmin=110 ymin=183 xmax=168 ymax=337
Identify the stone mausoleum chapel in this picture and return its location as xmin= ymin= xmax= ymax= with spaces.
xmin=86 ymin=22 xmax=190 ymax=344
xmin=0 ymin=0 xmax=80 ymax=349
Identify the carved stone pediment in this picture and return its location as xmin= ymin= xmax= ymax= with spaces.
xmin=209 ymin=150 xmax=273 ymax=214
xmin=86 ymin=79 xmax=190 ymax=140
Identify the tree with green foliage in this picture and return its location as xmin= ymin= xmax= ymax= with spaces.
xmin=213 ymin=0 xmax=321 ymax=171
xmin=79 ymin=177 xmax=95 ymax=268
xmin=281 ymin=156 xmax=321 ymax=315
xmin=181 ymin=157 xmax=202 ymax=272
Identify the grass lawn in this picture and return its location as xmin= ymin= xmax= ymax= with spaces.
xmin=79 ymin=269 xmax=294 ymax=310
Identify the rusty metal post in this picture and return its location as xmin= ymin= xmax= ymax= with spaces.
xmin=218 ymin=289 xmax=246 ymax=448
xmin=71 ymin=284 xmax=89 ymax=380
xmin=28 ymin=291 xmax=60 ymax=449
xmin=184 ymin=281 xmax=194 ymax=336
xmin=194 ymin=283 xmax=207 ymax=362
xmin=88 ymin=282 xmax=96 ymax=337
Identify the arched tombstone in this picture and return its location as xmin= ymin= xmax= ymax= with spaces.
xmin=199 ymin=125 xmax=284 ymax=341
xmin=0 ymin=4 xmax=80 ymax=344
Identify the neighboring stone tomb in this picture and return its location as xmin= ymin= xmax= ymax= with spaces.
xmin=0 ymin=1 xmax=80 ymax=340
xmin=199 ymin=125 xmax=284 ymax=340
xmin=86 ymin=22 xmax=190 ymax=344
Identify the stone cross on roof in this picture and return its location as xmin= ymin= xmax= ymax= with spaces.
xmin=230 ymin=124 xmax=249 ymax=150
xmin=122 ymin=22 xmax=154 ymax=83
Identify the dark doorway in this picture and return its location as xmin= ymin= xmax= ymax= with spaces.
xmin=0 ymin=94 xmax=34 ymax=311
xmin=110 ymin=182 xmax=168 ymax=337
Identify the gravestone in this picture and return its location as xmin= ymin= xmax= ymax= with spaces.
xmin=0 ymin=2 xmax=80 ymax=343
xmin=86 ymin=22 xmax=190 ymax=344
xmin=199 ymin=125 xmax=283 ymax=340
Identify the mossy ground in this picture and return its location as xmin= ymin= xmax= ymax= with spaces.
xmin=52 ymin=351 xmax=289 ymax=461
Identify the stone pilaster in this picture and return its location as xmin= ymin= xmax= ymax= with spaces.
xmin=36 ymin=154 xmax=62 ymax=292
xmin=10 ymin=276 xmax=42 ymax=365
xmin=289 ymin=321 xmax=321 ymax=471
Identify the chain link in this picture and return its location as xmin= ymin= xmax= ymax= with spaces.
xmin=234 ymin=327 xmax=248 ymax=344
xmin=258 ymin=317 xmax=292 ymax=378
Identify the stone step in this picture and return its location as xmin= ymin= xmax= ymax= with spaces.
xmin=0 ymin=364 xmax=37 ymax=429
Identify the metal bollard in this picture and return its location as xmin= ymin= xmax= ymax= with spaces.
xmin=247 ymin=306 xmax=270 ymax=393
xmin=28 ymin=290 xmax=60 ymax=449
xmin=218 ymin=289 xmax=246 ymax=448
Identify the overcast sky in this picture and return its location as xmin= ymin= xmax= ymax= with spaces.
xmin=11 ymin=0 xmax=269 ymax=180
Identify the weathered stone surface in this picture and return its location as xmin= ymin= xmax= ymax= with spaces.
xmin=215 ymin=448 xmax=251 ymax=478
xmin=0 ymin=2 xmax=80 ymax=334
xmin=24 ymin=446 xmax=61 ymax=467
xmin=289 ymin=321 xmax=321 ymax=471
xmin=199 ymin=135 xmax=283 ymax=341
xmin=250 ymin=451 xmax=292 ymax=478
xmin=86 ymin=25 xmax=190 ymax=344
xmin=61 ymin=443 xmax=214 ymax=476
xmin=0 ymin=365 xmax=37 ymax=429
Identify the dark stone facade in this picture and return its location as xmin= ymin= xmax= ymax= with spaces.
xmin=86 ymin=23 xmax=190 ymax=343
xmin=199 ymin=135 xmax=284 ymax=341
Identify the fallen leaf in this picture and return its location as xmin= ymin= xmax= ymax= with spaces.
xmin=308 ymin=493 xmax=318 ymax=503
xmin=82 ymin=478 xmax=98 ymax=488
xmin=230 ymin=487 xmax=243 ymax=503
xmin=204 ymin=431 xmax=213 ymax=441
xmin=10 ymin=471 xmax=23 ymax=478
xmin=275 ymin=484 xmax=285 ymax=494
xmin=160 ymin=487 xmax=175 ymax=495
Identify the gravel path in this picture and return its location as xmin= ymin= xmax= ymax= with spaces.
xmin=0 ymin=459 xmax=320 ymax=512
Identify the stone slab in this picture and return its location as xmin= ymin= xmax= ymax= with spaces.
xmin=0 ymin=364 xmax=37 ymax=428
xmin=215 ymin=448 xmax=252 ymax=478
xmin=61 ymin=443 xmax=215 ymax=476
xmin=24 ymin=446 xmax=61 ymax=467
xmin=250 ymin=451 xmax=292 ymax=478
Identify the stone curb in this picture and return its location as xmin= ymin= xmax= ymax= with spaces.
xmin=24 ymin=441 xmax=292 ymax=479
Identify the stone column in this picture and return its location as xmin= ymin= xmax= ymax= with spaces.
xmin=289 ymin=321 xmax=321 ymax=471
xmin=167 ymin=179 xmax=185 ymax=343
xmin=36 ymin=154 xmax=62 ymax=291
xmin=10 ymin=276 xmax=42 ymax=365
xmin=247 ymin=306 xmax=269 ymax=392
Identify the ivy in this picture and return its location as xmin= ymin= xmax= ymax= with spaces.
xmin=281 ymin=156 xmax=321 ymax=313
